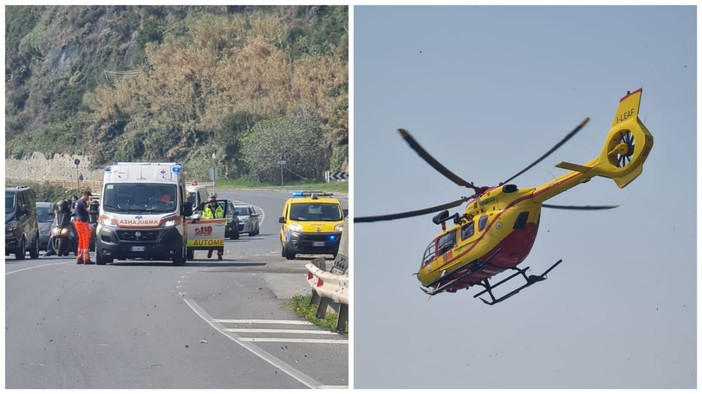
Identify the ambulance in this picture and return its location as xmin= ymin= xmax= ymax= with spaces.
xmin=95 ymin=162 xmax=193 ymax=265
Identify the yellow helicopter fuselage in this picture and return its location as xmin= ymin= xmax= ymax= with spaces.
xmin=417 ymin=88 xmax=653 ymax=294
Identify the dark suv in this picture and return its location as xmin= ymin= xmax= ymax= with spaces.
xmin=5 ymin=186 xmax=40 ymax=260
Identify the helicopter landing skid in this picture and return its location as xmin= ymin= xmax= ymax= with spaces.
xmin=473 ymin=259 xmax=563 ymax=305
xmin=421 ymin=248 xmax=502 ymax=297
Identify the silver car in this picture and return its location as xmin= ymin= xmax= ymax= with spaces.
xmin=234 ymin=204 xmax=260 ymax=236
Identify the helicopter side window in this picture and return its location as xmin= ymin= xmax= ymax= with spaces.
xmin=422 ymin=240 xmax=436 ymax=266
xmin=513 ymin=211 xmax=529 ymax=229
xmin=436 ymin=230 xmax=456 ymax=257
xmin=461 ymin=220 xmax=475 ymax=240
xmin=478 ymin=215 xmax=489 ymax=231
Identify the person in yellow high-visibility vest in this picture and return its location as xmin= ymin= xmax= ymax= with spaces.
xmin=202 ymin=195 xmax=224 ymax=260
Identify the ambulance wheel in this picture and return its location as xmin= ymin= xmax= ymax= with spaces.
xmin=96 ymin=250 xmax=112 ymax=265
xmin=173 ymin=244 xmax=187 ymax=265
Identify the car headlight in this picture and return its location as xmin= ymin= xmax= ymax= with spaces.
xmin=289 ymin=223 xmax=303 ymax=233
xmin=334 ymin=224 xmax=344 ymax=233
xmin=51 ymin=227 xmax=71 ymax=237
xmin=162 ymin=219 xmax=177 ymax=227
xmin=100 ymin=217 xmax=117 ymax=227
xmin=6 ymin=220 xmax=18 ymax=232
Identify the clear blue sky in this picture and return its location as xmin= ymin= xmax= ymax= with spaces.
xmin=353 ymin=5 xmax=696 ymax=389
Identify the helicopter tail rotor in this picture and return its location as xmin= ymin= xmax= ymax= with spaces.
xmin=555 ymin=89 xmax=654 ymax=189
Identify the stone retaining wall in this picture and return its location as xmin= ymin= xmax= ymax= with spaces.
xmin=5 ymin=152 xmax=103 ymax=190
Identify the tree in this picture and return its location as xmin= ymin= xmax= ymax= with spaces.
xmin=241 ymin=104 xmax=328 ymax=183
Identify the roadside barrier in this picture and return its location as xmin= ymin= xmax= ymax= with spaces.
xmin=305 ymin=218 xmax=349 ymax=333
xmin=306 ymin=259 xmax=349 ymax=333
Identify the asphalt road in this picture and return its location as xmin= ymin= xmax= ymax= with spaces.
xmin=5 ymin=189 xmax=348 ymax=389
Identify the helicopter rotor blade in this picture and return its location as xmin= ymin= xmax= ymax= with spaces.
xmin=542 ymin=204 xmax=618 ymax=210
xmin=355 ymin=197 xmax=470 ymax=223
xmin=398 ymin=129 xmax=481 ymax=193
xmin=500 ymin=118 xmax=590 ymax=186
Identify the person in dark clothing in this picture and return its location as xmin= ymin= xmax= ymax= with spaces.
xmin=74 ymin=191 xmax=93 ymax=264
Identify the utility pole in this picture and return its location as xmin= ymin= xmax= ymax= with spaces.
xmin=74 ymin=158 xmax=81 ymax=189
xmin=277 ymin=153 xmax=287 ymax=186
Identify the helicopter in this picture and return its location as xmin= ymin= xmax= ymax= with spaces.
xmin=356 ymin=88 xmax=654 ymax=305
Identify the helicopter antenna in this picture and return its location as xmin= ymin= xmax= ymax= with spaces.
xmin=500 ymin=118 xmax=590 ymax=186
xmin=398 ymin=129 xmax=482 ymax=194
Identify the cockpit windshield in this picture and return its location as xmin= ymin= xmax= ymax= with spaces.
xmin=102 ymin=183 xmax=178 ymax=214
xmin=422 ymin=240 xmax=436 ymax=266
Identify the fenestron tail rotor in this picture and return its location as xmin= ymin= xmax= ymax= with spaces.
xmin=609 ymin=130 xmax=636 ymax=168
xmin=354 ymin=197 xmax=471 ymax=223
xmin=500 ymin=118 xmax=590 ymax=186
xmin=398 ymin=129 xmax=482 ymax=194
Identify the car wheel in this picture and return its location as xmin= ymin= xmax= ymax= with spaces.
xmin=96 ymin=249 xmax=113 ymax=265
xmin=29 ymin=233 xmax=39 ymax=259
xmin=284 ymin=245 xmax=296 ymax=261
xmin=15 ymin=237 xmax=26 ymax=260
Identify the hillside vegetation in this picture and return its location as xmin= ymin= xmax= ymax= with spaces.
xmin=5 ymin=6 xmax=348 ymax=183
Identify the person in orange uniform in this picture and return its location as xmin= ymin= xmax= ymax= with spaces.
xmin=74 ymin=191 xmax=93 ymax=264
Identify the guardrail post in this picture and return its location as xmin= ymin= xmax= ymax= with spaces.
xmin=315 ymin=297 xmax=330 ymax=319
xmin=310 ymin=289 xmax=322 ymax=307
xmin=336 ymin=303 xmax=348 ymax=333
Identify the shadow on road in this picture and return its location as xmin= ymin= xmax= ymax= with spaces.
xmin=106 ymin=261 xmax=267 ymax=268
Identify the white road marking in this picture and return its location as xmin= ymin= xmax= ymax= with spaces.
xmin=239 ymin=338 xmax=348 ymax=344
xmin=226 ymin=328 xmax=339 ymax=335
xmin=212 ymin=319 xmax=312 ymax=325
xmin=183 ymin=297 xmax=327 ymax=389
xmin=5 ymin=261 xmax=73 ymax=275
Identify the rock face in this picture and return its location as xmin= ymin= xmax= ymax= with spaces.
xmin=5 ymin=152 xmax=103 ymax=189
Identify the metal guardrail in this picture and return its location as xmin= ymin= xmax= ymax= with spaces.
xmin=305 ymin=218 xmax=349 ymax=333
xmin=306 ymin=259 xmax=349 ymax=333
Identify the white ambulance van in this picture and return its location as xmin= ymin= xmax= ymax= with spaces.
xmin=95 ymin=162 xmax=193 ymax=265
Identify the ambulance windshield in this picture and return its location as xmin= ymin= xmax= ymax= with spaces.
xmin=102 ymin=183 xmax=177 ymax=214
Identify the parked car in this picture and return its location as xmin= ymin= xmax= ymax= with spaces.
xmin=224 ymin=200 xmax=240 ymax=240
xmin=5 ymin=186 xmax=40 ymax=260
xmin=36 ymin=201 xmax=54 ymax=251
xmin=234 ymin=204 xmax=260 ymax=236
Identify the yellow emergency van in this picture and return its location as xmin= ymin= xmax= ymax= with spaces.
xmin=278 ymin=191 xmax=344 ymax=260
